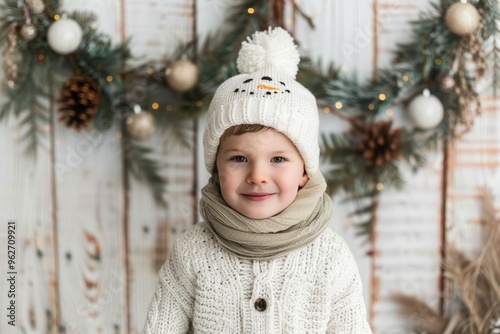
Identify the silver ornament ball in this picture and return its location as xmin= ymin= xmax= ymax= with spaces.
xmin=445 ymin=2 xmax=481 ymax=36
xmin=126 ymin=111 xmax=156 ymax=139
xmin=440 ymin=75 xmax=456 ymax=93
xmin=6 ymin=80 xmax=16 ymax=91
xmin=165 ymin=59 xmax=199 ymax=92
xmin=21 ymin=23 xmax=37 ymax=41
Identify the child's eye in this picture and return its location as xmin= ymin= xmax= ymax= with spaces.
xmin=231 ymin=156 xmax=247 ymax=163
xmin=271 ymin=157 xmax=285 ymax=163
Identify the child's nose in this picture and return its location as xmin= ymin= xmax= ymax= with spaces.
xmin=246 ymin=163 xmax=268 ymax=184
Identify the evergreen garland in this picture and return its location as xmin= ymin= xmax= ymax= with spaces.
xmin=1 ymin=0 xmax=499 ymax=239
xmin=320 ymin=0 xmax=500 ymax=241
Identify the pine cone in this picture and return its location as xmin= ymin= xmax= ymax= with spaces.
xmin=58 ymin=75 xmax=100 ymax=130
xmin=358 ymin=120 xmax=404 ymax=167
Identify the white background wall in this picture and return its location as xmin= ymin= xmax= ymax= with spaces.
xmin=0 ymin=0 xmax=499 ymax=333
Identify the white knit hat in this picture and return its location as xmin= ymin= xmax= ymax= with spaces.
xmin=203 ymin=27 xmax=320 ymax=177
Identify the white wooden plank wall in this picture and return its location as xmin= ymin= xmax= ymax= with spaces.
xmin=1 ymin=1 xmax=499 ymax=334
xmin=369 ymin=1 xmax=443 ymax=333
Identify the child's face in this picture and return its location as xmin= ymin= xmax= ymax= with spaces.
xmin=216 ymin=129 xmax=308 ymax=219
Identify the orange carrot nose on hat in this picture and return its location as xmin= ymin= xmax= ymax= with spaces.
xmin=203 ymin=27 xmax=320 ymax=178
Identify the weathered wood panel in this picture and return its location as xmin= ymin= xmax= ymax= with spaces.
xmin=1 ymin=1 xmax=499 ymax=333
xmin=0 ymin=105 xmax=57 ymax=334
xmin=444 ymin=95 xmax=500 ymax=317
xmin=370 ymin=1 xmax=443 ymax=332
xmin=446 ymin=96 xmax=500 ymax=248
xmin=51 ymin=1 xmax=127 ymax=333
xmin=295 ymin=0 xmax=376 ymax=324
xmin=122 ymin=0 xmax=196 ymax=332
xmin=124 ymin=0 xmax=195 ymax=62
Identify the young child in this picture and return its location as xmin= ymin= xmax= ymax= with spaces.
xmin=143 ymin=27 xmax=372 ymax=334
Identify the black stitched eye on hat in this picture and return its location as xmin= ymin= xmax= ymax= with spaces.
xmin=243 ymin=78 xmax=253 ymax=83
xmin=261 ymin=76 xmax=272 ymax=81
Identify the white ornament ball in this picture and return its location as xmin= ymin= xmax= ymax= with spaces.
xmin=47 ymin=18 xmax=83 ymax=55
xmin=445 ymin=2 xmax=481 ymax=37
xmin=126 ymin=111 xmax=156 ymax=139
xmin=165 ymin=59 xmax=199 ymax=92
xmin=407 ymin=89 xmax=444 ymax=130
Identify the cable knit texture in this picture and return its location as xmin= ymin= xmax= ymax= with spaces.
xmin=142 ymin=223 xmax=373 ymax=334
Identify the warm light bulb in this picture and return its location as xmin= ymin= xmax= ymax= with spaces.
xmin=247 ymin=8 xmax=255 ymax=14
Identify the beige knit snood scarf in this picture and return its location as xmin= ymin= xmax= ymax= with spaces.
xmin=199 ymin=172 xmax=333 ymax=260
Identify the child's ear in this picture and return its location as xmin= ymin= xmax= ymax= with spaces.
xmin=299 ymin=171 xmax=308 ymax=188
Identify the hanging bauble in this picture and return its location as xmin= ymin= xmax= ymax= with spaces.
xmin=406 ymin=89 xmax=444 ymax=130
xmin=47 ymin=17 xmax=83 ymax=55
xmin=126 ymin=105 xmax=156 ymax=139
xmin=165 ymin=59 xmax=199 ymax=92
xmin=439 ymin=75 xmax=456 ymax=93
xmin=20 ymin=23 xmax=37 ymax=41
xmin=445 ymin=2 xmax=480 ymax=37
xmin=27 ymin=0 xmax=45 ymax=14
xmin=357 ymin=119 xmax=404 ymax=167
xmin=58 ymin=75 xmax=100 ymax=130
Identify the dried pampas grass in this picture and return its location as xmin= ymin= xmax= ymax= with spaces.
xmin=392 ymin=293 xmax=447 ymax=333
xmin=394 ymin=188 xmax=500 ymax=334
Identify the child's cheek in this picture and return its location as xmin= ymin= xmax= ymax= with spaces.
xmin=217 ymin=168 xmax=234 ymax=188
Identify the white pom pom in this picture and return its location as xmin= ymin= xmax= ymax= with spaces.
xmin=237 ymin=27 xmax=300 ymax=78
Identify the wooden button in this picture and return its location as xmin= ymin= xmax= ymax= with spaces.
xmin=254 ymin=298 xmax=267 ymax=312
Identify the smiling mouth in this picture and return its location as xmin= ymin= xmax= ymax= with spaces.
xmin=242 ymin=193 xmax=274 ymax=201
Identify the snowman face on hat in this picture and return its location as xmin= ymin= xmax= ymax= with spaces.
xmin=233 ymin=75 xmax=292 ymax=97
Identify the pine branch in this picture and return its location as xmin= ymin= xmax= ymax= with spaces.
xmin=297 ymin=57 xmax=339 ymax=100
xmin=160 ymin=113 xmax=194 ymax=150
xmin=351 ymin=188 xmax=379 ymax=243
xmin=1 ymin=49 xmax=52 ymax=156
xmin=123 ymin=136 xmax=167 ymax=207
xmin=321 ymin=131 xmax=383 ymax=243
xmin=480 ymin=0 xmax=500 ymax=96
xmin=197 ymin=0 xmax=270 ymax=89
xmin=319 ymin=1 xmax=486 ymax=241
xmin=18 ymin=102 xmax=48 ymax=157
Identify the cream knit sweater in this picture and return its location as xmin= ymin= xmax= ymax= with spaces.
xmin=143 ymin=222 xmax=372 ymax=334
